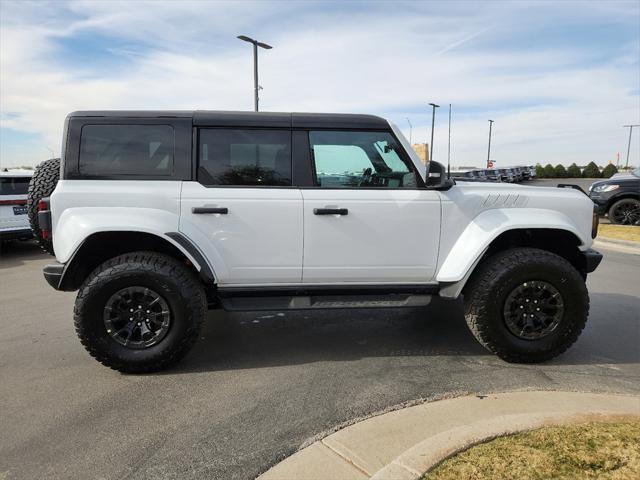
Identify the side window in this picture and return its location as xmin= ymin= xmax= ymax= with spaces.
xmin=309 ymin=131 xmax=418 ymax=188
xmin=79 ymin=125 xmax=174 ymax=176
xmin=198 ymin=129 xmax=291 ymax=186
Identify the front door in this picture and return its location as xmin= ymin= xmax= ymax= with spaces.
xmin=302 ymin=130 xmax=440 ymax=284
xmin=180 ymin=128 xmax=303 ymax=285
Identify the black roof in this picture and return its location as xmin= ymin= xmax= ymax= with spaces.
xmin=68 ymin=111 xmax=389 ymax=129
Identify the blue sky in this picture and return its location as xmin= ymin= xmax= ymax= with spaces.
xmin=1 ymin=0 xmax=639 ymax=168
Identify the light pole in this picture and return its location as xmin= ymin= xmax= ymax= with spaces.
xmin=428 ymin=103 xmax=439 ymax=163
xmin=406 ymin=117 xmax=413 ymax=144
xmin=447 ymin=104 xmax=452 ymax=178
xmin=623 ymin=125 xmax=640 ymax=169
xmin=486 ymin=119 xmax=494 ymax=168
xmin=237 ymin=35 xmax=273 ymax=112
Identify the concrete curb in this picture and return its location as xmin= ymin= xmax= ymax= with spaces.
xmin=258 ymin=391 xmax=640 ymax=480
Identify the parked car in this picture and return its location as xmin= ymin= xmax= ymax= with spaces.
xmin=451 ymin=170 xmax=486 ymax=182
xmin=471 ymin=169 xmax=488 ymax=181
xmin=510 ymin=167 xmax=524 ymax=182
xmin=32 ymin=110 xmax=602 ymax=373
xmin=484 ymin=168 xmax=502 ymax=182
xmin=497 ymin=168 xmax=515 ymax=182
xmin=0 ymin=168 xmax=33 ymax=242
xmin=589 ymin=168 xmax=640 ymax=225
xmin=528 ymin=165 xmax=537 ymax=179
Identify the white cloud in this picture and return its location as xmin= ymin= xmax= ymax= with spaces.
xmin=1 ymin=0 xmax=638 ymax=167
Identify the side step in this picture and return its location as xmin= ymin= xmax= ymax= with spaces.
xmin=217 ymin=285 xmax=438 ymax=312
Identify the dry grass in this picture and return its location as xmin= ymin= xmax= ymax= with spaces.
xmin=427 ymin=418 xmax=640 ymax=480
xmin=598 ymin=224 xmax=640 ymax=243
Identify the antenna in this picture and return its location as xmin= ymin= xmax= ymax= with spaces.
xmin=406 ymin=117 xmax=413 ymax=144
xmin=447 ymin=104 xmax=452 ymax=179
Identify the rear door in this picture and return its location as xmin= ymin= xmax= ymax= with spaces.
xmin=180 ymin=128 xmax=303 ymax=285
xmin=301 ymin=130 xmax=441 ymax=284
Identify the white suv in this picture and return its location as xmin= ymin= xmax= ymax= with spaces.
xmin=30 ymin=111 xmax=602 ymax=373
xmin=0 ymin=168 xmax=33 ymax=242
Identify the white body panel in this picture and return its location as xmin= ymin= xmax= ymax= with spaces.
xmin=47 ymin=118 xmax=597 ymax=299
xmin=436 ymin=182 xmax=594 ymax=282
xmin=179 ymin=182 xmax=303 ymax=285
xmin=50 ymin=181 xmax=204 ymax=269
xmin=301 ymin=189 xmax=441 ymax=283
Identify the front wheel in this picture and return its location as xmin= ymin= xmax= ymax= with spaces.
xmin=74 ymin=251 xmax=206 ymax=373
xmin=463 ymin=248 xmax=589 ymax=363
xmin=608 ymin=198 xmax=640 ymax=225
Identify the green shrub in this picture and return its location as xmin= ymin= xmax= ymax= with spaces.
xmin=543 ymin=163 xmax=556 ymax=178
xmin=601 ymin=164 xmax=618 ymax=178
xmin=582 ymin=161 xmax=601 ymax=178
xmin=535 ymin=164 xmax=545 ymax=178
xmin=567 ymin=163 xmax=581 ymax=178
xmin=554 ymin=164 xmax=568 ymax=178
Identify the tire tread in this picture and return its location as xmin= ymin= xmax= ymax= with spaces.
xmin=464 ymin=247 xmax=589 ymax=363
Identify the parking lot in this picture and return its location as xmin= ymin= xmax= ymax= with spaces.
xmin=1 ymin=239 xmax=638 ymax=480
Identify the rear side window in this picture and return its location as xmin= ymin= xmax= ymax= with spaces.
xmin=79 ymin=125 xmax=174 ymax=176
xmin=0 ymin=177 xmax=30 ymax=195
xmin=198 ymin=129 xmax=291 ymax=186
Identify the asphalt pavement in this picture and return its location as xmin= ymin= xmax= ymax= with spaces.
xmin=1 ymin=240 xmax=638 ymax=480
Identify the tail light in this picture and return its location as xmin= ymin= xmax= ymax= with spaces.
xmin=37 ymin=197 xmax=52 ymax=239
xmin=0 ymin=199 xmax=27 ymax=206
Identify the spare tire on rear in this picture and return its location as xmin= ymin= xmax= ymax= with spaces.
xmin=27 ymin=158 xmax=60 ymax=255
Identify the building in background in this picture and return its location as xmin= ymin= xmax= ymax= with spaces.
xmin=411 ymin=143 xmax=429 ymax=164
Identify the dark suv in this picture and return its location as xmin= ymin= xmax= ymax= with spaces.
xmin=589 ymin=168 xmax=640 ymax=225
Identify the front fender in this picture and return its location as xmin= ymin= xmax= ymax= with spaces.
xmin=436 ymin=208 xmax=589 ymax=283
xmin=53 ymin=207 xmax=205 ymax=273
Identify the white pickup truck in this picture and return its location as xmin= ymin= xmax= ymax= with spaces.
xmin=29 ymin=111 xmax=602 ymax=373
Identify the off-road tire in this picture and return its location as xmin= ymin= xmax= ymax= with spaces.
xmin=463 ymin=247 xmax=589 ymax=363
xmin=608 ymin=198 xmax=640 ymax=225
xmin=27 ymin=158 xmax=60 ymax=255
xmin=74 ymin=251 xmax=206 ymax=373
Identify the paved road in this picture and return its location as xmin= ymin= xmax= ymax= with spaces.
xmin=1 ymin=241 xmax=638 ymax=480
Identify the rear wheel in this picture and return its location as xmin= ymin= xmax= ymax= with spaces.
xmin=27 ymin=158 xmax=60 ymax=254
xmin=608 ymin=198 xmax=640 ymax=225
xmin=74 ymin=251 xmax=206 ymax=373
xmin=463 ymin=248 xmax=589 ymax=363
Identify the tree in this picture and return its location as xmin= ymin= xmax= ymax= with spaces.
xmin=543 ymin=163 xmax=556 ymax=178
xmin=535 ymin=163 xmax=546 ymax=178
xmin=582 ymin=161 xmax=601 ymax=178
xmin=567 ymin=163 xmax=581 ymax=178
xmin=601 ymin=164 xmax=618 ymax=178
xmin=554 ymin=164 xmax=568 ymax=178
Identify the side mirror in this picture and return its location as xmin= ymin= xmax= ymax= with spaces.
xmin=426 ymin=161 xmax=445 ymax=187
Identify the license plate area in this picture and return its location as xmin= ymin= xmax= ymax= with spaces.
xmin=13 ymin=205 xmax=27 ymax=215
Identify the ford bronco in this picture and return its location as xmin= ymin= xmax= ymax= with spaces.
xmin=29 ymin=111 xmax=602 ymax=373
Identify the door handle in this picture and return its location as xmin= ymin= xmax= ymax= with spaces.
xmin=314 ymin=208 xmax=348 ymax=215
xmin=192 ymin=207 xmax=228 ymax=214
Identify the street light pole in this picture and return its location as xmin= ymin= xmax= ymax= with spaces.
xmin=406 ymin=117 xmax=413 ymax=144
xmin=237 ymin=35 xmax=273 ymax=112
xmin=487 ymin=119 xmax=494 ymax=168
xmin=447 ymin=104 xmax=452 ymax=179
xmin=623 ymin=125 xmax=640 ymax=169
xmin=428 ymin=103 xmax=439 ymax=163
